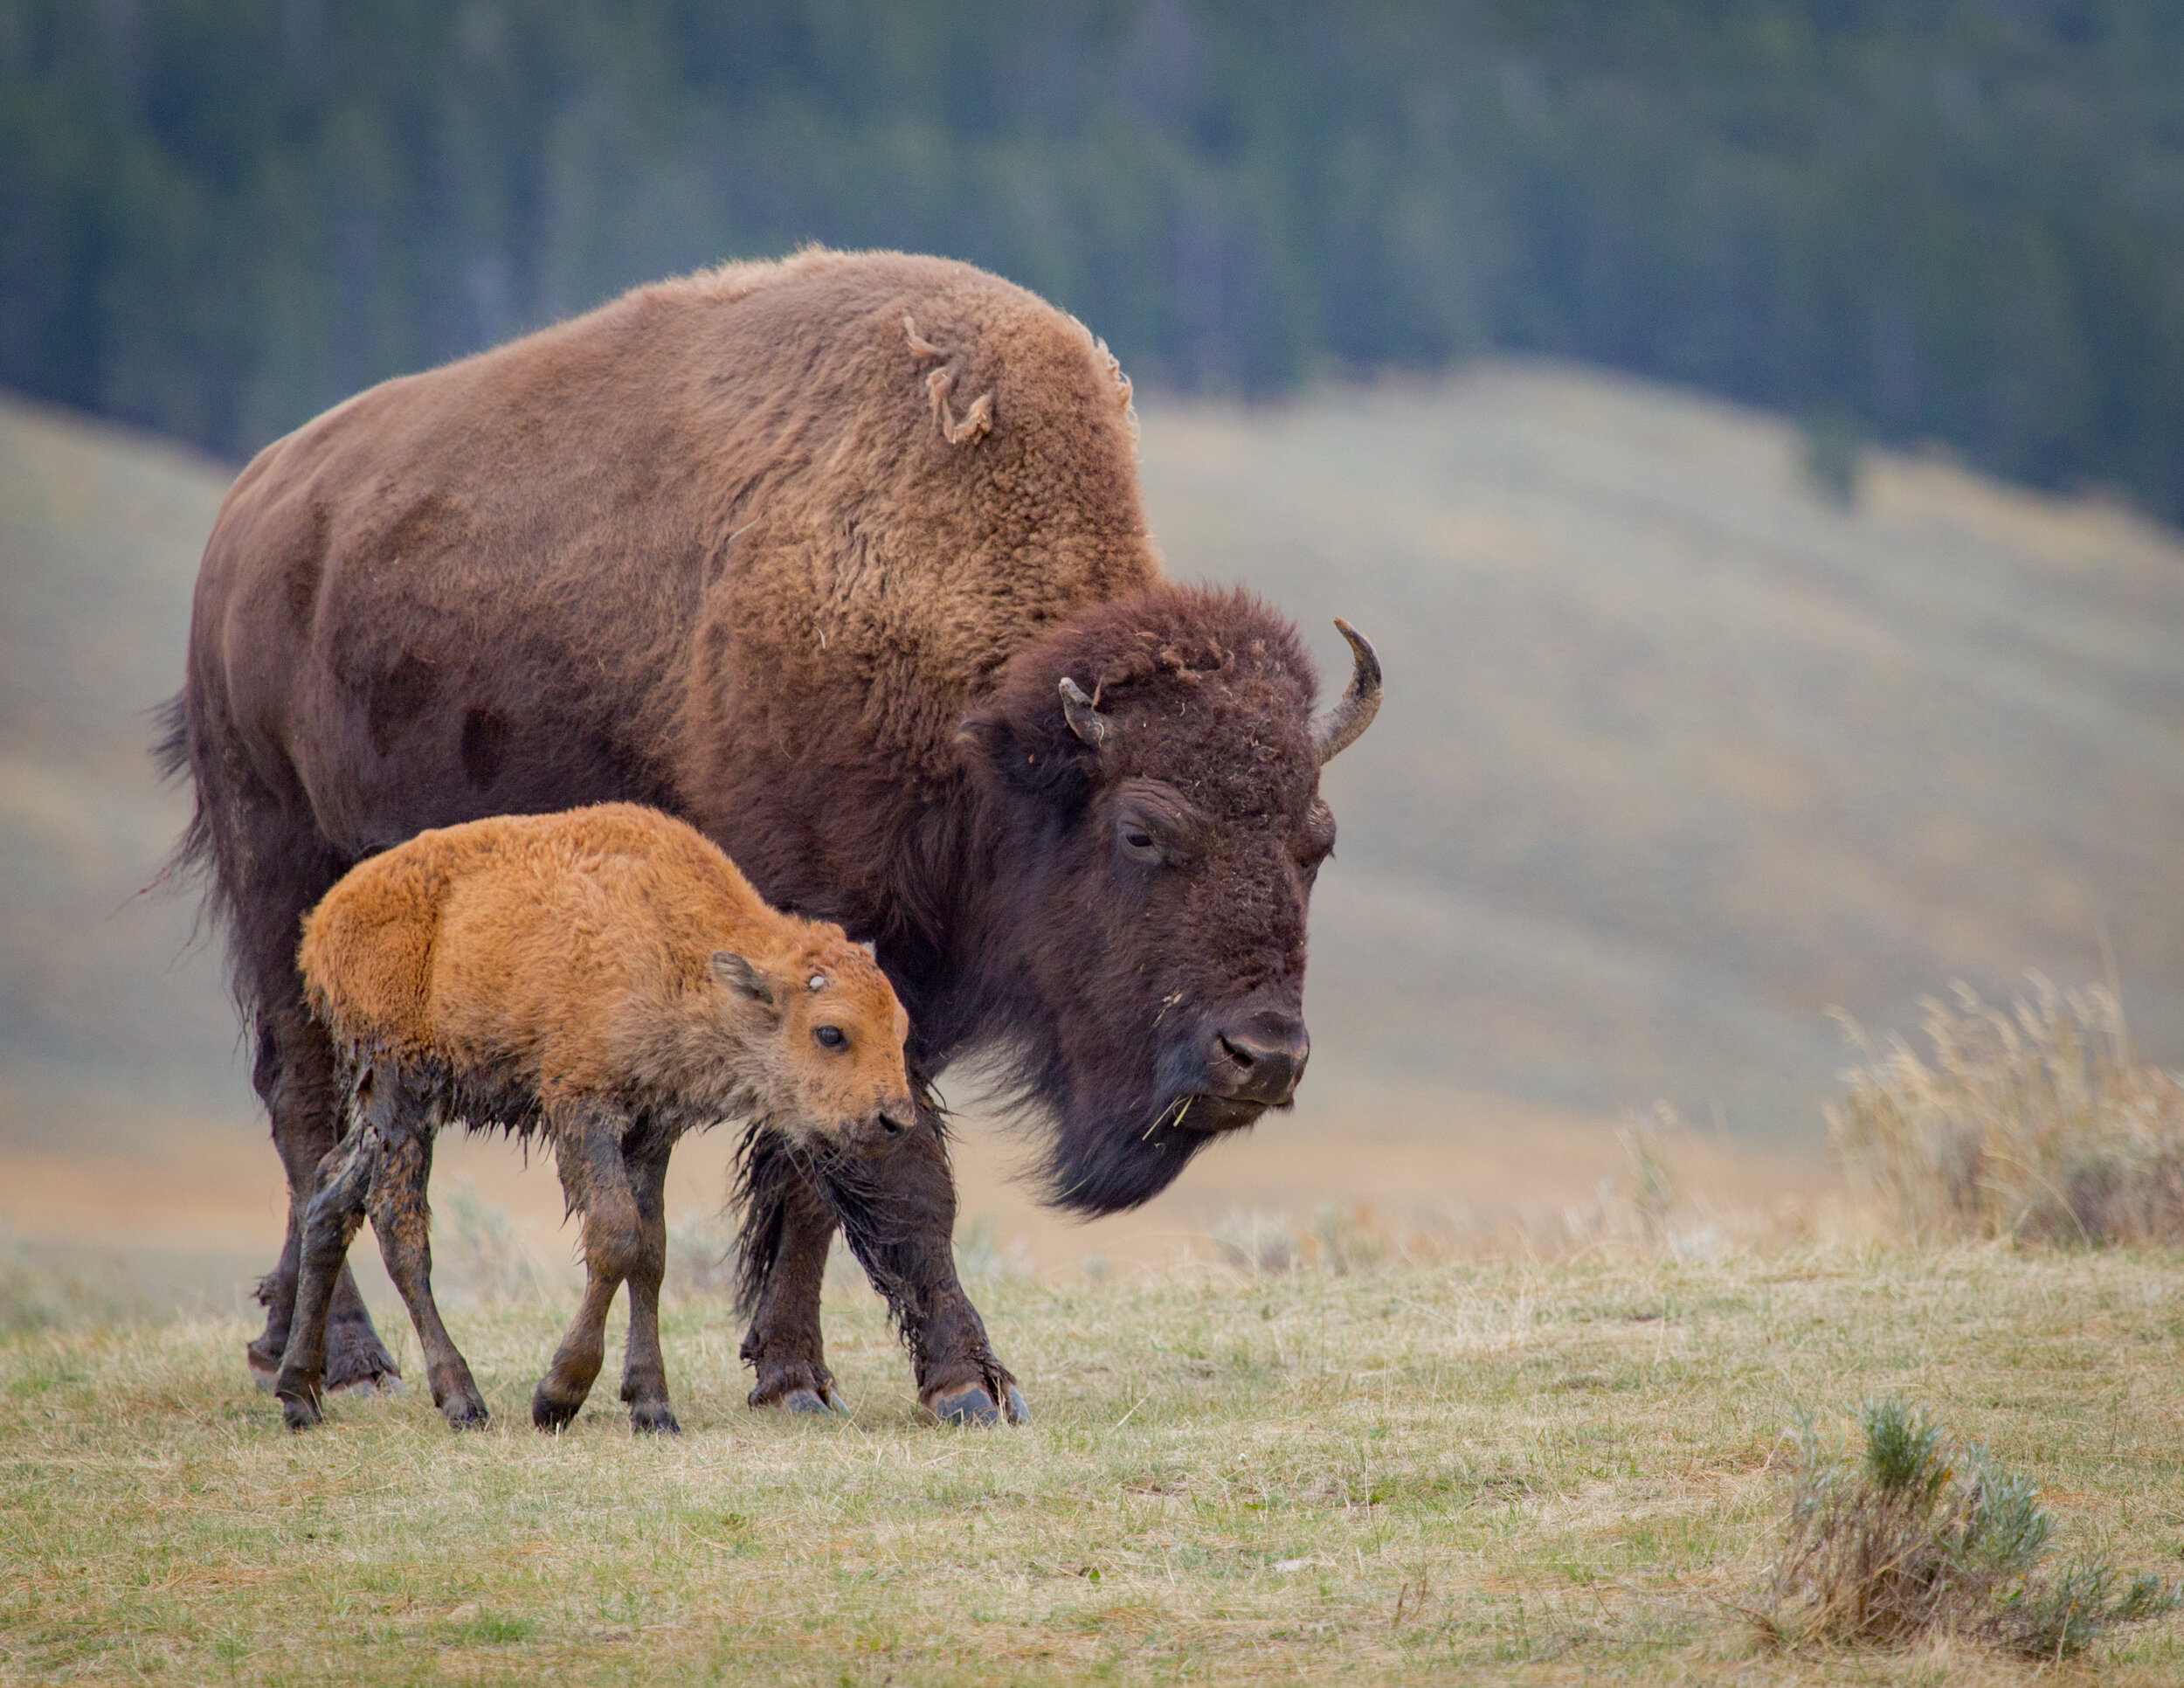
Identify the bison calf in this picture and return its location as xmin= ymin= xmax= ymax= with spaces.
xmin=274 ymin=802 xmax=914 ymax=1434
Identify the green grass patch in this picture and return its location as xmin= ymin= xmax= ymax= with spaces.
xmin=3 ymin=1248 xmax=2182 ymax=1684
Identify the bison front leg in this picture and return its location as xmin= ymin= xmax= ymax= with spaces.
xmin=826 ymin=1108 xmax=1028 ymax=1428
xmin=736 ymin=1131 xmax=849 ymax=1415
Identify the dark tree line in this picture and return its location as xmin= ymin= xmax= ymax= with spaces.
xmin=4 ymin=1 xmax=2183 ymax=515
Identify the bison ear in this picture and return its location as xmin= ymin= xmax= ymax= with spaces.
xmin=958 ymin=704 xmax=1098 ymax=805
xmin=711 ymin=951 xmax=776 ymax=1007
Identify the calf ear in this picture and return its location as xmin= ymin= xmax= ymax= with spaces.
xmin=711 ymin=951 xmax=777 ymax=1007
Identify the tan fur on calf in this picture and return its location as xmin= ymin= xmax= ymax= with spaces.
xmin=277 ymin=802 xmax=912 ymax=1435
xmin=299 ymin=802 xmax=910 ymax=1140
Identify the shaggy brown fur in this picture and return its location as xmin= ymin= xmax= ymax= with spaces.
xmin=276 ymin=803 xmax=913 ymax=1434
xmin=164 ymin=246 xmax=1375 ymax=1426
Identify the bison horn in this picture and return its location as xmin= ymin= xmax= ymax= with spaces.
xmin=1311 ymin=619 xmax=1382 ymax=764
xmin=1058 ymin=676 xmax=1109 ymax=748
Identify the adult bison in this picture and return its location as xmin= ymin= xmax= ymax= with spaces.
xmin=163 ymin=248 xmax=1379 ymax=1424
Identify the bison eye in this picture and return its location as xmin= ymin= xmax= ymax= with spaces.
xmin=813 ymin=1025 xmax=847 ymax=1050
xmin=1116 ymin=815 xmax=1164 ymax=864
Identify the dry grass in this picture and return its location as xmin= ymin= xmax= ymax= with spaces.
xmin=5 ymin=1241 xmax=2184 ymax=1685
xmin=1830 ymin=979 xmax=2184 ymax=1247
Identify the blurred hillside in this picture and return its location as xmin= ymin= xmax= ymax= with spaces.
xmin=1145 ymin=367 xmax=2184 ymax=1132
xmin=3 ymin=362 xmax=2181 ymax=1290
xmin=6 ymin=2 xmax=2184 ymax=513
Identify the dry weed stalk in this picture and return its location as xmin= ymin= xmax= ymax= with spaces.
xmin=1828 ymin=979 xmax=2184 ymax=1246
xmin=1766 ymin=1399 xmax=2179 ymax=1660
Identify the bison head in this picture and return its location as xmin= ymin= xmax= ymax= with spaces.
xmin=961 ymin=585 xmax=1379 ymax=1214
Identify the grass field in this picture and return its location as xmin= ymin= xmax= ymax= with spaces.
xmin=5 ymin=1242 xmax=2182 ymax=1685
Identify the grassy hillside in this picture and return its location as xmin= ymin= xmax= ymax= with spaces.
xmin=4 ymin=1246 xmax=2183 ymax=1684
xmin=1142 ymin=365 xmax=2184 ymax=1131
xmin=3 ymin=366 xmax=2181 ymax=1290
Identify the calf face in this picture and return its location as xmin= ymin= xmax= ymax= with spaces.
xmin=713 ymin=938 xmax=914 ymax=1152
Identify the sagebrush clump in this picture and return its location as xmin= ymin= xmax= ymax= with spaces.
xmin=1828 ymin=979 xmax=2184 ymax=1246
xmin=1766 ymin=1397 xmax=2179 ymax=1659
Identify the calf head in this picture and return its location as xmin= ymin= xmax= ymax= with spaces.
xmin=712 ymin=933 xmax=915 ymax=1154
xmin=962 ymin=584 xmax=1379 ymax=1214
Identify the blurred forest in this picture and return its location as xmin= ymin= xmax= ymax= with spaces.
xmin=5 ymin=1 xmax=2184 ymax=516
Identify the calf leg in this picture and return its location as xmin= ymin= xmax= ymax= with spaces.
xmin=364 ymin=1097 xmax=488 ymax=1431
xmin=273 ymin=1069 xmax=386 ymax=1430
xmin=618 ymin=1125 xmax=680 ymax=1435
xmin=736 ymin=1133 xmax=848 ymax=1415
xmin=250 ymin=1000 xmax=400 ymax=1394
xmin=824 ymin=1103 xmax=1027 ymax=1427
xmin=533 ymin=1107 xmax=641 ymax=1432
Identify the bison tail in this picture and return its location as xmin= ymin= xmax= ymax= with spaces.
xmin=147 ymin=688 xmax=224 ymax=948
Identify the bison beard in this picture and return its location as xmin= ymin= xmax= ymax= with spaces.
xmin=161 ymin=248 xmax=1376 ymax=1422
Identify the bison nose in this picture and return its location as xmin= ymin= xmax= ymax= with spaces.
xmin=875 ymin=1103 xmax=912 ymax=1138
xmin=1211 ymin=1012 xmax=1310 ymax=1106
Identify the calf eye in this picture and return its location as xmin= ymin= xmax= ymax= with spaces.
xmin=813 ymin=1025 xmax=847 ymax=1050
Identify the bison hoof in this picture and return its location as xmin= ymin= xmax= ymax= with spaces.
xmin=321 ymin=1323 xmax=401 ymax=1395
xmin=531 ymin=1387 xmax=583 ymax=1433
xmin=279 ymin=1391 xmax=322 ymax=1433
xmin=928 ymin=1384 xmax=999 ymax=1426
xmin=924 ymin=1380 xmax=1031 ymax=1427
xmin=330 ymin=1373 xmax=404 ymax=1401
xmin=781 ymin=1387 xmax=846 ymax=1416
xmin=631 ymin=1403 xmax=681 ymax=1435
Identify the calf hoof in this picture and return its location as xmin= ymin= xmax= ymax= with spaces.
xmin=531 ymin=1387 xmax=584 ymax=1433
xmin=630 ymin=1403 xmax=682 ymax=1435
xmin=442 ymin=1395 xmax=491 ymax=1432
xmin=278 ymin=1390 xmax=321 ymax=1433
xmin=780 ymin=1387 xmax=849 ymax=1416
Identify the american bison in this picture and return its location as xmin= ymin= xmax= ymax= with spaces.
xmin=162 ymin=247 xmax=1379 ymax=1425
xmin=276 ymin=802 xmax=917 ymax=1435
